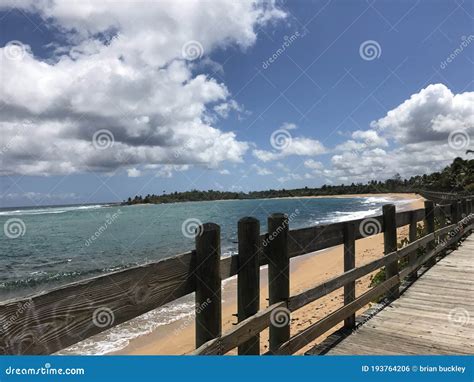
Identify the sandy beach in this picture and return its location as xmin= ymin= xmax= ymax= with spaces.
xmin=114 ymin=192 xmax=425 ymax=355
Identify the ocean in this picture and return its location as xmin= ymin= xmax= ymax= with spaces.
xmin=0 ymin=195 xmax=414 ymax=354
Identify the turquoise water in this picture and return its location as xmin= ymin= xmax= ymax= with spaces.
xmin=0 ymin=196 xmax=413 ymax=301
xmin=0 ymin=196 xmax=415 ymax=354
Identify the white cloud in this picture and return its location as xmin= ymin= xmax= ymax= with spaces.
xmin=213 ymin=100 xmax=245 ymax=119
xmin=325 ymin=84 xmax=473 ymax=183
xmin=127 ymin=168 xmax=142 ymax=177
xmin=0 ymin=0 xmax=286 ymax=176
xmin=251 ymin=164 xmax=272 ymax=175
xmin=335 ymin=130 xmax=388 ymax=152
xmin=371 ymin=83 xmax=474 ymax=144
xmin=144 ymin=164 xmax=190 ymax=178
xmin=253 ymin=137 xmax=327 ymax=162
xmin=303 ymin=159 xmax=323 ymax=170
xmin=277 ymin=173 xmax=304 ymax=183
xmin=351 ymin=130 xmax=388 ymax=147
xmin=281 ymin=122 xmax=297 ymax=130
xmin=276 ymin=162 xmax=290 ymax=172
xmin=219 ymin=169 xmax=230 ymax=175
xmin=0 ymin=191 xmax=79 ymax=202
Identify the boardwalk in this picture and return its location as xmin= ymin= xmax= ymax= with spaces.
xmin=325 ymin=235 xmax=474 ymax=355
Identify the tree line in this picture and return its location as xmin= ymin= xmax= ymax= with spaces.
xmin=124 ymin=157 xmax=473 ymax=205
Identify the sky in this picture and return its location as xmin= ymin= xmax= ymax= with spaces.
xmin=0 ymin=0 xmax=472 ymax=207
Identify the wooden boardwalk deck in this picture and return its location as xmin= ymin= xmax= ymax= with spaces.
xmin=325 ymin=235 xmax=474 ymax=355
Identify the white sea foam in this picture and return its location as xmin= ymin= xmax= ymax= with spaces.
xmin=314 ymin=208 xmax=380 ymax=225
xmin=0 ymin=204 xmax=105 ymax=216
xmin=361 ymin=196 xmax=395 ymax=205
xmin=312 ymin=196 xmax=415 ymax=225
xmin=59 ymin=299 xmax=196 ymax=355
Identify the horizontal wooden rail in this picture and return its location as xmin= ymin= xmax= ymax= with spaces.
xmin=192 ymin=302 xmax=286 ymax=355
xmin=285 ymin=209 xmax=425 ymax=259
xmin=288 ymin=232 xmax=434 ymax=312
xmin=0 ymin=251 xmax=195 ymax=355
xmin=399 ymin=223 xmax=472 ymax=280
xmin=220 ymin=209 xmax=426 ymax=279
xmin=271 ymin=276 xmax=400 ymax=355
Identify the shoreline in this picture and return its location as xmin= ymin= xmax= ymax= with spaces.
xmin=104 ymin=192 xmax=424 ymax=355
xmin=122 ymin=192 xmax=419 ymax=207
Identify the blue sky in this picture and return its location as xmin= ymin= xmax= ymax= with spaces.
xmin=0 ymin=0 xmax=472 ymax=207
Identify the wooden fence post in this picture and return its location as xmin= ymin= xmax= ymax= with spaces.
xmin=468 ymin=199 xmax=473 ymax=233
xmin=407 ymin=210 xmax=418 ymax=281
xmin=437 ymin=205 xmax=448 ymax=259
xmin=461 ymin=199 xmax=468 ymax=219
xmin=383 ymin=204 xmax=399 ymax=300
xmin=448 ymin=201 xmax=460 ymax=250
xmin=457 ymin=200 xmax=462 ymax=223
xmin=424 ymin=201 xmax=436 ymax=267
xmin=343 ymin=222 xmax=356 ymax=329
xmin=267 ymin=213 xmax=290 ymax=353
xmin=237 ymin=217 xmax=260 ymax=355
xmin=451 ymin=200 xmax=460 ymax=224
xmin=195 ymin=223 xmax=222 ymax=349
xmin=438 ymin=205 xmax=447 ymax=228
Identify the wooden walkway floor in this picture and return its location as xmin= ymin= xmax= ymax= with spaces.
xmin=325 ymin=235 xmax=474 ymax=355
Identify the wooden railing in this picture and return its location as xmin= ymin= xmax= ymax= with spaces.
xmin=0 ymin=196 xmax=473 ymax=355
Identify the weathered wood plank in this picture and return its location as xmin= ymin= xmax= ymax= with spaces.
xmin=0 ymin=251 xmax=196 ymax=355
xmin=267 ymin=213 xmax=290 ymax=352
xmin=396 ymin=209 xmax=424 ymax=228
xmin=325 ymin=234 xmax=474 ymax=355
xmin=399 ymin=230 xmax=463 ymax=280
xmin=383 ymin=204 xmax=399 ymax=299
xmin=192 ymin=302 xmax=286 ymax=355
xmin=274 ymin=276 xmax=400 ymax=355
xmin=286 ymin=208 xmax=424 ymax=258
xmin=343 ymin=222 xmax=356 ymax=329
xmin=237 ymin=217 xmax=261 ymax=355
xmin=289 ymin=232 xmax=434 ymax=312
xmin=224 ymin=208 xmax=429 ymax=280
xmin=195 ymin=223 xmax=221 ymax=348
